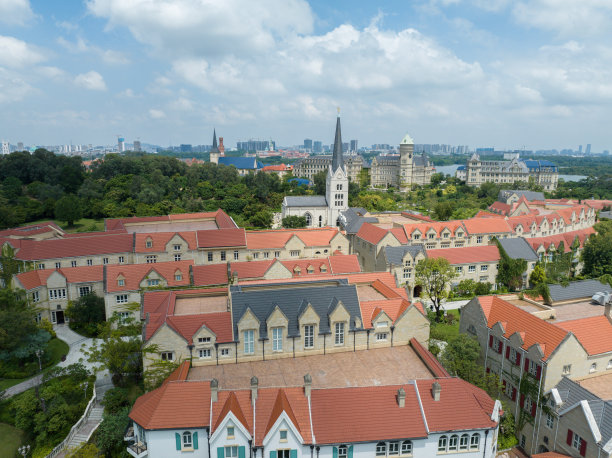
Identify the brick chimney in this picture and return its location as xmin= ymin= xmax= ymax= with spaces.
xmin=219 ymin=137 xmax=225 ymax=155
xmin=211 ymin=378 xmax=218 ymax=403
xmin=432 ymin=381 xmax=441 ymax=401
xmin=304 ymin=373 xmax=312 ymax=399
xmin=397 ymin=388 xmax=406 ymax=408
xmin=251 ymin=376 xmax=258 ymax=403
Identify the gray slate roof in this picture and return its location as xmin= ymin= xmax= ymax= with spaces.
xmin=548 ymin=279 xmax=611 ymax=303
xmin=384 ymin=245 xmax=426 ymax=266
xmin=498 ymin=237 xmax=539 ymax=261
xmin=600 ymin=211 xmax=612 ymax=220
xmin=498 ymin=189 xmax=546 ymax=204
xmin=283 ymin=196 xmax=328 ymax=207
xmin=413 ymin=154 xmax=431 ymax=167
xmin=230 ymin=280 xmax=362 ymax=339
xmin=338 ymin=208 xmax=378 ymax=234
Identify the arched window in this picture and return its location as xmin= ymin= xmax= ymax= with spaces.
xmin=304 ymin=213 xmax=312 ymax=226
xmin=376 ymin=442 xmax=386 ymax=456
xmin=338 ymin=445 xmax=348 ymax=458
xmin=183 ymin=431 xmax=192 ymax=448
xmin=318 ymin=215 xmax=323 ymax=227
xmin=448 ymin=434 xmax=458 ymax=451
xmin=388 ymin=442 xmax=399 ymax=456
xmin=438 ymin=436 xmax=447 ymax=453
xmin=470 ymin=434 xmax=480 ymax=450
xmin=145 ymin=237 xmax=153 ymax=248
xmin=459 ymin=434 xmax=469 ymax=451
xmin=401 ymin=440 xmax=412 ymax=455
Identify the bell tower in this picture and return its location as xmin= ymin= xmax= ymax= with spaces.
xmin=399 ymin=133 xmax=414 ymax=192
xmin=326 ymin=110 xmax=349 ymax=226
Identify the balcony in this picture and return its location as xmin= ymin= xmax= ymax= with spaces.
xmin=127 ymin=442 xmax=148 ymax=458
xmin=124 ymin=426 xmax=135 ymax=442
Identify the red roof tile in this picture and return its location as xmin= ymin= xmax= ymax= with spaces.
xmin=197 ymin=228 xmax=246 ymax=248
xmin=461 ymin=218 xmax=512 ymax=235
xmin=214 ymin=391 xmax=251 ymax=431
xmin=328 ymin=254 xmax=361 ymax=274
xmin=165 ymin=313 xmax=233 ymax=344
xmin=192 ymin=264 xmax=229 ymax=286
xmin=16 ymin=266 xmax=103 ymax=290
xmin=263 ymin=389 xmax=301 ymax=438
xmin=426 ymin=245 xmax=500 ymax=264
xmin=255 ymin=387 xmax=312 ymax=445
xmin=281 ymin=258 xmax=329 ymax=276
xmin=403 ymin=221 xmax=465 ymax=239
xmin=106 ymin=210 xmax=237 ymax=231
xmin=106 ymin=260 xmax=193 ymax=292
xmin=410 ymin=338 xmax=449 ymax=378
xmin=356 ymin=223 xmax=390 ymax=244
xmin=557 ymin=315 xmax=612 ymax=355
xmin=14 ymin=233 xmax=133 ymax=261
xmin=135 ymin=232 xmax=198 ymax=252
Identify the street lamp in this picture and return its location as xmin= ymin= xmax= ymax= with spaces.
xmin=83 ymin=381 xmax=89 ymax=400
xmin=18 ymin=444 xmax=30 ymax=457
xmin=35 ymin=349 xmax=42 ymax=372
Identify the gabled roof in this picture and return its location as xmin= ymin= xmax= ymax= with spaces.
xmin=14 ymin=233 xmax=133 ymax=261
xmin=246 ymin=228 xmax=342 ymax=249
xmin=213 ymin=391 xmax=251 ymax=431
xmin=557 ymin=316 xmax=612 ymax=355
xmin=476 ymin=296 xmax=568 ymax=360
xmin=384 ymin=245 xmax=426 ymax=266
xmin=402 ymin=221 xmax=464 ymax=239
xmin=548 ymin=278 xmax=609 ymax=303
xmin=255 ymin=387 xmax=312 ymax=445
xmin=461 ymin=218 xmax=512 ymax=235
xmin=16 ymin=265 xmax=103 ymax=290
xmin=263 ymin=389 xmax=302 ymax=439
xmin=283 ymin=196 xmax=328 ymax=207
xmin=197 ymin=228 xmax=246 ymax=248
xmin=135 ymin=232 xmax=197 ymax=252
xmin=426 ymin=245 xmax=500 ymax=265
xmin=356 ymin=222 xmax=391 ymax=245
xmin=328 ymin=254 xmax=361 ymax=274
xmin=218 ymin=156 xmax=262 ymax=170
xmin=192 ymin=264 xmax=229 ymax=286
xmin=106 ymin=260 xmax=193 ymax=292
xmin=498 ymin=237 xmax=539 ymax=261
xmin=105 ymin=209 xmax=237 ymax=231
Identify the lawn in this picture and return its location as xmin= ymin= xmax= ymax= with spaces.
xmin=0 ymin=338 xmax=69 ymax=391
xmin=0 ymin=422 xmax=24 ymax=457
xmin=26 ymin=217 xmax=105 ymax=233
xmin=429 ymin=309 xmax=461 ymax=342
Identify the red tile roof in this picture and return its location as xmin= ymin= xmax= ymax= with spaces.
xmin=246 ymin=231 xmax=293 ymax=249
xmin=461 ymin=217 xmax=512 ymax=235
xmin=165 ymin=313 xmax=233 ymax=344
xmin=164 ymin=361 xmax=191 ymax=384
xmin=213 ymin=391 xmax=251 ymax=431
xmin=328 ymin=254 xmax=361 ymax=274
xmin=16 ymin=265 xmax=104 ymax=290
xmin=106 ymin=260 xmax=193 ymax=292
xmin=135 ymin=232 xmax=197 ymax=252
xmin=403 ymin=221 xmax=464 ymax=239
xmin=0 ymin=221 xmax=64 ymax=238
xmin=192 ymin=264 xmax=229 ymax=286
xmin=263 ymin=389 xmax=302 ymax=438
xmin=197 ymin=228 xmax=246 ymax=248
xmin=477 ymin=296 xmax=568 ymax=360
xmin=389 ymin=227 xmax=408 ymax=244
xmin=14 ymin=233 xmax=133 ymax=261
xmin=557 ymin=315 xmax=612 ymax=355
xmin=246 ymin=228 xmax=343 ymax=249
xmin=410 ymin=338 xmax=449 ymax=378
xmin=106 ymin=210 xmax=237 ymax=231
xmin=356 ymin=223 xmax=390 ymax=244
xmin=426 ymin=245 xmax=500 ymax=265
xmin=254 ymin=387 xmax=312 ymax=445
xmin=231 ymin=259 xmax=277 ymax=279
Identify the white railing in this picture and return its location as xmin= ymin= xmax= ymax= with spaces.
xmin=46 ymin=385 xmax=97 ymax=458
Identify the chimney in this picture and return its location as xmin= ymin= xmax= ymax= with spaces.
xmin=432 ymin=381 xmax=441 ymax=401
xmin=397 ymin=388 xmax=406 ymax=408
xmin=219 ymin=137 xmax=225 ymax=155
xmin=211 ymin=378 xmax=218 ymax=403
xmin=605 ymin=302 xmax=612 ymax=325
xmin=251 ymin=376 xmax=258 ymax=402
xmin=304 ymin=374 xmax=312 ymax=398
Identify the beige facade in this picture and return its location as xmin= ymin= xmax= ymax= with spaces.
xmin=464 ymin=155 xmax=559 ymax=191
xmin=33 ymin=253 xmax=132 ymax=270
xmin=370 ymin=137 xmax=435 ymax=190
xmin=293 ymin=155 xmax=364 ymax=183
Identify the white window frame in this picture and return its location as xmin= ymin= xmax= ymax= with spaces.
xmin=438 ymin=436 xmax=448 ymax=453
xmin=338 ymin=445 xmax=347 ymax=458
xmin=198 ymin=348 xmax=211 ymax=358
xmin=198 ymin=337 xmax=211 ymax=344
xmin=234 ymin=250 xmax=239 ymax=260
xmin=87 ymin=259 xmax=93 ymax=266
xmin=304 ymin=324 xmax=314 ymax=349
xmin=469 ymin=434 xmax=479 ymax=451
xmin=401 ymin=440 xmax=412 ymax=455
xmin=118 ymin=278 xmax=125 ymax=286
xmin=160 ymin=351 xmax=174 ymax=361
xmin=244 ymin=329 xmax=255 ymax=354
xmin=71 ymin=260 xmax=77 ymax=267
xmin=225 ymin=446 xmax=238 ymax=458
xmin=388 ymin=442 xmax=399 ymax=456
xmin=546 ymin=413 xmax=554 ymax=429
xmin=182 ymin=431 xmax=192 ymax=449
xmin=118 ymin=256 xmax=125 ymax=263
xmin=174 ymin=254 xmax=182 ymax=262
xmin=32 ymin=290 xmax=40 ymax=302
xmin=572 ymin=432 xmax=583 ymax=451
xmin=147 ymin=279 xmax=159 ymax=287
xmin=376 ymin=333 xmax=388 ymax=341
xmin=459 ymin=434 xmax=469 ymax=451
xmin=448 ymin=434 xmax=458 ymax=452
xmin=272 ymin=327 xmax=283 ymax=352
xmin=220 ymin=348 xmax=230 ymax=356
xmin=220 ymin=251 xmax=226 ymax=261
xmin=334 ymin=322 xmax=345 ymax=345
xmin=173 ymin=244 xmax=181 ymax=251
xmin=376 ymin=442 xmax=386 ymax=456
xmin=468 ymin=265 xmax=476 ymax=273
xmin=481 ymin=264 xmax=488 ymax=271
xmin=145 ymin=255 xmax=157 ymax=264
xmin=207 ymin=251 xmax=213 ymax=262
xmin=116 ymin=294 xmax=128 ymax=304
xmin=78 ymin=286 xmax=91 ymax=297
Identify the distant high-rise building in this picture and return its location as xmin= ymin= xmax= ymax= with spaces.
xmin=578 ymin=145 xmax=583 ymax=154
xmin=585 ymin=144 xmax=591 ymax=155
xmin=17 ymin=142 xmax=24 ymax=151
xmin=236 ymin=139 xmax=272 ymax=152
xmin=118 ymin=137 xmax=125 ymax=152
xmin=133 ymin=140 xmax=142 ymax=152
xmin=313 ymin=141 xmax=322 ymax=153
xmin=1 ymin=141 xmax=9 ymax=155
xmin=303 ymin=139 xmax=313 ymax=150
xmin=342 ymin=142 xmax=348 ymax=153
xmin=180 ymin=144 xmax=192 ymax=153
xmin=350 ymin=139 xmax=358 ymax=152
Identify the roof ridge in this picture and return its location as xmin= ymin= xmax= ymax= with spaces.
xmin=264 ymin=389 xmax=301 ymax=438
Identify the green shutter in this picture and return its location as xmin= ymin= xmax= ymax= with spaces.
xmin=239 ymin=446 xmax=246 ymax=458
xmin=193 ymin=432 xmax=199 ymax=450
xmin=218 ymin=447 xmax=225 ymax=458
xmin=290 ymin=450 xmax=297 ymax=458
xmin=270 ymin=451 xmax=277 ymax=458
xmin=348 ymin=446 xmax=353 ymax=458
xmin=333 ymin=447 xmax=338 ymax=458
xmin=176 ymin=433 xmax=181 ymax=450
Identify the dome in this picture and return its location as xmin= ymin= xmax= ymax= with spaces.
xmin=401 ymin=134 xmax=414 ymax=145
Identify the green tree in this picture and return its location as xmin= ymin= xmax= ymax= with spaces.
xmin=96 ymin=408 xmax=130 ymax=456
xmin=313 ymin=171 xmax=327 ymax=195
xmin=581 ymin=229 xmax=612 ymax=277
xmin=441 ymin=334 xmax=482 ymax=381
xmin=495 ymin=239 xmax=527 ymax=291
xmin=433 ymin=201 xmax=453 ymax=221
xmin=54 ymin=194 xmax=83 ymax=226
xmin=529 ymin=264 xmax=547 ymax=286
xmin=415 ymin=257 xmax=458 ymax=321
xmin=282 ymin=215 xmax=307 ymax=228
xmin=66 ymin=292 xmax=106 ymax=337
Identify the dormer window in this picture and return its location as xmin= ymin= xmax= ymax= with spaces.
xmin=227 ymin=426 xmax=235 ymax=439
xmin=428 ymin=233 xmax=435 ymax=239
xmin=118 ymin=279 xmax=125 ymax=286
xmin=413 ymin=234 xmax=420 ymax=240
xmin=279 ymin=430 xmax=288 ymax=442
xmin=173 ymin=244 xmax=181 ymax=251
xmin=175 ymin=271 xmax=182 ymax=281
xmin=320 ymin=265 xmax=327 ymax=273
xmin=145 ymin=238 xmax=153 ymax=248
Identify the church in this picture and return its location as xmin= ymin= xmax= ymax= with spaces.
xmin=281 ymin=115 xmax=349 ymax=227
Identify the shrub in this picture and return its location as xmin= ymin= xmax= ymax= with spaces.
xmin=38 ymin=318 xmax=57 ymax=338
xmin=102 ymin=387 xmax=130 ymax=415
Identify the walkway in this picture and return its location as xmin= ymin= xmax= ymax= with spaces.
xmin=3 ymin=325 xmax=100 ymax=398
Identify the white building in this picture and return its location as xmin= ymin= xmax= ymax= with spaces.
xmin=1 ymin=140 xmax=9 ymax=155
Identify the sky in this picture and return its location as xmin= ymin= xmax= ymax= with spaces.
xmin=1 ymin=0 xmax=612 ymax=151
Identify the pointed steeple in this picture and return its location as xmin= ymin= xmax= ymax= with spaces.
xmin=211 ymin=128 xmax=219 ymax=153
xmin=332 ymin=112 xmax=344 ymax=172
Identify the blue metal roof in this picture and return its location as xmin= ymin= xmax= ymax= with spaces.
xmin=288 ymin=178 xmax=311 ymax=186
xmin=523 ymin=159 xmax=558 ymax=171
xmin=218 ymin=157 xmax=262 ymax=169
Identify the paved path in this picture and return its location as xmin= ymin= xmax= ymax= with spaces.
xmin=3 ymin=325 xmax=102 ymax=398
xmin=419 ymin=299 xmax=470 ymax=312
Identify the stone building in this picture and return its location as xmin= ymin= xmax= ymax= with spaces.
xmin=293 ymin=154 xmax=364 ymax=183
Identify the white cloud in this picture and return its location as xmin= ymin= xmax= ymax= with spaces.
xmin=37 ymin=66 xmax=66 ymax=79
xmin=149 ymin=108 xmax=166 ymax=119
xmin=169 ymin=96 xmax=194 ymax=111
xmin=0 ymin=36 xmax=45 ymax=68
xmin=0 ymin=67 xmax=34 ymax=102
xmin=119 ymin=88 xmax=136 ymax=97
xmin=74 ymin=71 xmax=107 ymax=90
xmin=0 ymin=0 xmax=34 ymax=25
xmin=57 ymin=36 xmax=129 ymax=65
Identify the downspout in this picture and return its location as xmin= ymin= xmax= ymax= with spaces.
xmin=514 ymin=349 xmax=525 ymax=423
xmin=483 ymin=429 xmax=489 ymax=458
xmin=249 ymin=440 xmax=253 ymax=458
xmin=235 ymin=341 xmax=238 ymax=364
xmin=215 ymin=342 xmax=219 ymax=365
xmin=390 ymin=325 xmax=395 ymax=347
xmin=530 ymin=361 xmax=545 ymax=456
xmin=323 ymin=334 xmax=326 ymax=355
xmin=483 ymin=327 xmax=491 ymax=375
xmin=292 ymin=336 xmax=295 ymax=358
xmin=366 ymin=329 xmax=370 ymax=350
xmin=353 ymin=330 xmax=356 ymax=352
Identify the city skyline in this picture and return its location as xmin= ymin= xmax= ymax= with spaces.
xmin=1 ymin=0 xmax=612 ymax=151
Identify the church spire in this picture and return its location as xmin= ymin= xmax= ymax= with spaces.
xmin=332 ymin=110 xmax=344 ymax=172
xmin=211 ymin=128 xmax=219 ymax=153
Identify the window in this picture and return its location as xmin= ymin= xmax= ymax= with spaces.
xmin=221 ymin=348 xmax=230 ymax=356
xmin=290 ymin=250 xmax=300 ymax=257
xmin=428 ymin=233 xmax=435 ymax=239
xmin=103 ymin=257 xmax=109 ymax=265
xmin=468 ymin=265 xmax=476 ymax=273
xmin=118 ymin=278 xmax=125 ymax=286
xmin=304 ymin=325 xmax=314 ymax=348
xmin=608 ymin=359 xmax=612 ymax=369
xmin=477 ymin=235 xmax=483 ymax=243
xmin=305 ymin=213 xmax=312 ymax=226
xmin=520 ymin=435 xmax=526 ymax=448
xmin=546 ymin=413 xmax=554 ymax=429
xmin=161 ymin=351 xmax=174 ymax=361
xmin=71 ymin=260 xmax=77 ymax=267
xmin=198 ymin=337 xmax=211 ymax=344
xmin=221 ymin=251 xmax=226 ymax=261
xmin=244 ymin=330 xmax=255 ymax=354
xmin=119 ymin=256 xmax=125 ymax=263
xmin=376 ymin=333 xmax=388 ymax=341
xmin=528 ymin=359 xmax=539 ymax=377
xmin=35 ymin=312 xmax=42 ymax=323
xmin=402 ymin=268 xmax=412 ymax=279
xmin=198 ymin=349 xmax=211 ymax=358
xmin=459 ymin=434 xmax=469 ymax=451
xmin=279 ymin=430 xmax=287 ymax=442
xmin=175 ymin=272 xmax=182 ymax=281
xmin=146 ymin=255 xmax=157 ymax=263
xmin=37 ymin=263 xmax=45 ymax=269
xmin=336 ymin=183 xmax=343 ymax=191
xmin=376 ymin=442 xmax=386 ymax=456
xmin=87 ymin=259 xmax=93 ymax=266
xmin=455 ymin=266 xmax=463 ymax=273
xmin=49 ymin=288 xmax=67 ymax=300
xmin=479 ymin=276 xmax=488 ymax=282
xmin=174 ymin=244 xmax=181 ymax=251
xmin=481 ymin=264 xmax=488 ymax=271
xmin=79 ymin=286 xmax=91 ymax=297
xmin=116 ymin=294 xmax=128 ymax=304
xmin=182 ymin=431 xmax=192 ymax=448
xmin=174 ymin=254 xmax=182 ymax=261
xmin=401 ymin=441 xmax=412 ymax=455
xmin=448 ymin=434 xmax=458 ymax=451
xmin=227 ymin=426 xmax=235 ymax=438
xmin=264 ymin=252 xmax=270 ymax=259
xmin=234 ymin=250 xmax=239 ymax=261
xmin=272 ymin=327 xmax=283 ymax=351
xmin=254 ymin=252 xmax=260 ymax=259
xmin=55 ymin=262 xmax=61 ymax=269
xmin=145 ymin=239 xmax=153 ymax=248
xmin=32 ymin=291 xmax=40 ymax=302
xmin=590 ymin=363 xmax=597 ymax=373
xmin=225 ymin=446 xmax=238 ymax=458
xmin=470 ymin=434 xmax=479 ymax=451
xmin=119 ymin=311 xmax=130 ymax=322
xmin=334 ymin=322 xmax=345 ymax=345
xmin=571 ymin=431 xmax=584 ymax=452
xmin=413 ymin=234 xmax=421 ymax=240
xmin=147 ymin=279 xmax=159 ymax=286
xmin=274 ymin=251 xmax=280 ymax=258
xmin=208 ymin=251 xmax=213 ymax=262
xmin=388 ymin=442 xmax=399 ymax=456
xmin=438 ymin=436 xmax=448 ymax=453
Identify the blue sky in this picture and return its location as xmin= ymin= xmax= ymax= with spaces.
xmin=1 ymin=0 xmax=612 ymax=151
